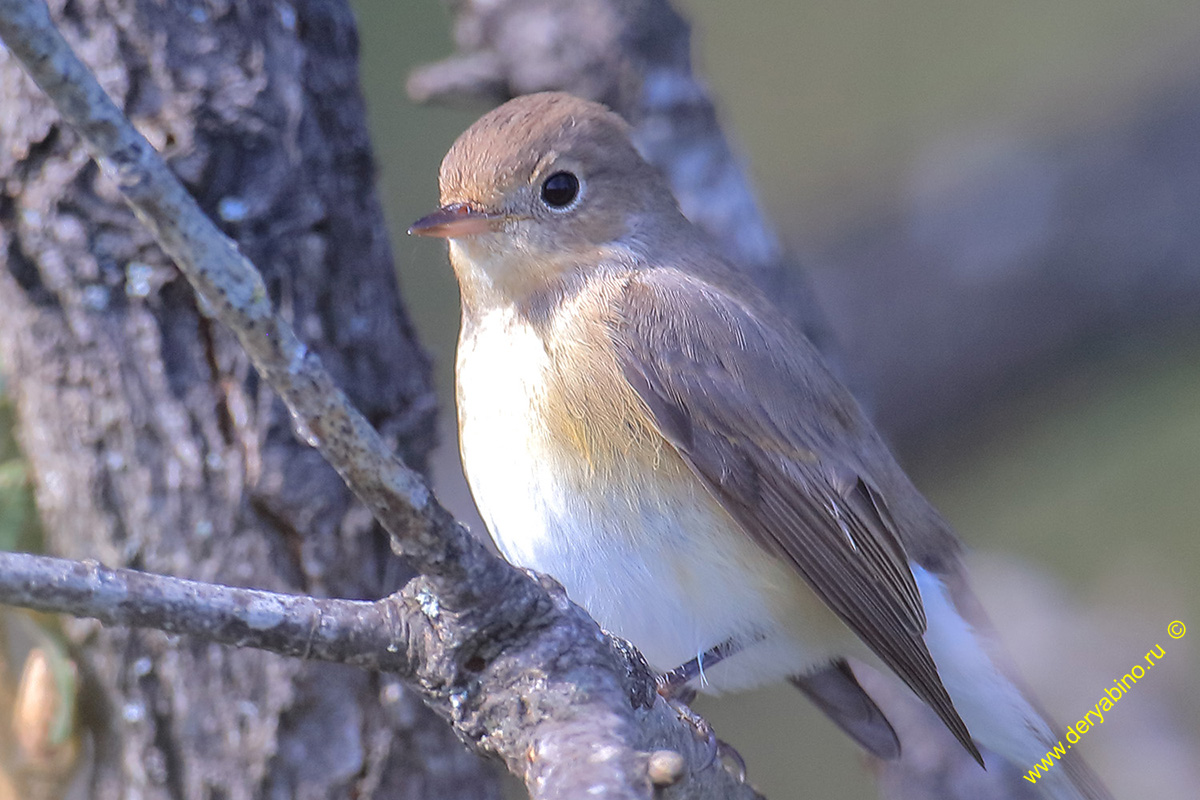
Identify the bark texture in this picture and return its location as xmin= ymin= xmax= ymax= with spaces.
xmin=0 ymin=1 xmax=771 ymax=797
xmin=4 ymin=0 xmax=1194 ymax=797
xmin=0 ymin=1 xmax=495 ymax=798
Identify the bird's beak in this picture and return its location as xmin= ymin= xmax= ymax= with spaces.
xmin=408 ymin=203 xmax=503 ymax=238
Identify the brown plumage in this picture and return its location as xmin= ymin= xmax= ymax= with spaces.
xmin=411 ymin=91 xmax=1112 ymax=800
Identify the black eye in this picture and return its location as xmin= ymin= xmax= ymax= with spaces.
xmin=540 ymin=171 xmax=580 ymax=208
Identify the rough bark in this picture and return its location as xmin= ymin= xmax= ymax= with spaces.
xmin=0 ymin=549 xmax=764 ymax=800
xmin=0 ymin=0 xmax=493 ymax=798
xmin=4 ymin=0 xmax=1191 ymax=797
xmin=0 ymin=2 xmax=766 ymax=798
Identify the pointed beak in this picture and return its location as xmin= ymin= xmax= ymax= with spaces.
xmin=408 ymin=203 xmax=504 ymax=238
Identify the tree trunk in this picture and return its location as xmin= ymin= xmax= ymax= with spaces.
xmin=0 ymin=0 xmax=497 ymax=798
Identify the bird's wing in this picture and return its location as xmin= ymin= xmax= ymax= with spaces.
xmin=607 ymin=268 xmax=981 ymax=764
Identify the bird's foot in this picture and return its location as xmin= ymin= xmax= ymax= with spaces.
xmin=660 ymin=696 xmax=748 ymax=781
xmin=663 ymin=694 xmax=719 ymax=771
xmin=655 ymin=670 xmax=698 ymax=704
xmin=717 ymin=740 xmax=748 ymax=782
xmin=657 ymin=637 xmax=743 ymax=696
xmin=609 ymin=635 xmax=749 ymax=780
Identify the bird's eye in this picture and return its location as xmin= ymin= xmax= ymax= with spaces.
xmin=540 ymin=171 xmax=580 ymax=209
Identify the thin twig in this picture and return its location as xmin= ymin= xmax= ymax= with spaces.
xmin=0 ymin=2 xmax=761 ymax=797
xmin=0 ymin=551 xmax=415 ymax=673
xmin=0 ymin=0 xmax=454 ymax=575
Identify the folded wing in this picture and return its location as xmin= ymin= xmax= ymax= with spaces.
xmin=608 ymin=268 xmax=981 ymax=765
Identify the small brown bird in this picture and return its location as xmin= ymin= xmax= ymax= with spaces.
xmin=411 ymin=92 xmax=1110 ymax=800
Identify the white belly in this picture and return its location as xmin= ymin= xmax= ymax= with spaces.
xmin=456 ymin=308 xmax=826 ymax=692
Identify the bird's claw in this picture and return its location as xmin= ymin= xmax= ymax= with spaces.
xmin=665 ymin=696 xmax=719 ymax=771
xmin=661 ymin=697 xmax=749 ymax=781
xmin=717 ymin=740 xmax=748 ymax=782
xmin=656 ymin=670 xmax=698 ymax=704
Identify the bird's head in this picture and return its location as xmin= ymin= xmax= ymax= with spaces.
xmin=410 ymin=92 xmax=683 ymax=310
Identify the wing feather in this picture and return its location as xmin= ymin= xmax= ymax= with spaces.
xmin=608 ymin=268 xmax=982 ymax=764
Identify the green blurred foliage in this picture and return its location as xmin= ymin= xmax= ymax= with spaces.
xmin=0 ymin=375 xmax=40 ymax=555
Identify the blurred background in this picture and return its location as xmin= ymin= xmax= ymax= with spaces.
xmin=350 ymin=1 xmax=1199 ymax=797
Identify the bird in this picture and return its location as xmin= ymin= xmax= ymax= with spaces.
xmin=410 ymin=91 xmax=1111 ymax=800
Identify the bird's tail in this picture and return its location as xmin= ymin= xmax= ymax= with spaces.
xmin=912 ymin=563 xmax=1114 ymax=800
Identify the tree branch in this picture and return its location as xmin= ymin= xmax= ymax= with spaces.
xmin=0 ymin=1 xmax=759 ymax=798
xmin=0 ymin=0 xmax=447 ymax=574
xmin=0 ymin=551 xmax=413 ymax=672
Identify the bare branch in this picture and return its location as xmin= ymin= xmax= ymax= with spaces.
xmin=0 ymin=0 xmax=448 ymax=573
xmin=0 ymin=540 xmax=763 ymax=799
xmin=0 ymin=551 xmax=412 ymax=671
xmin=0 ymin=1 xmax=762 ymax=797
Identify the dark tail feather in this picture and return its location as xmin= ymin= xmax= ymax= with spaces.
xmin=790 ymin=658 xmax=901 ymax=760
